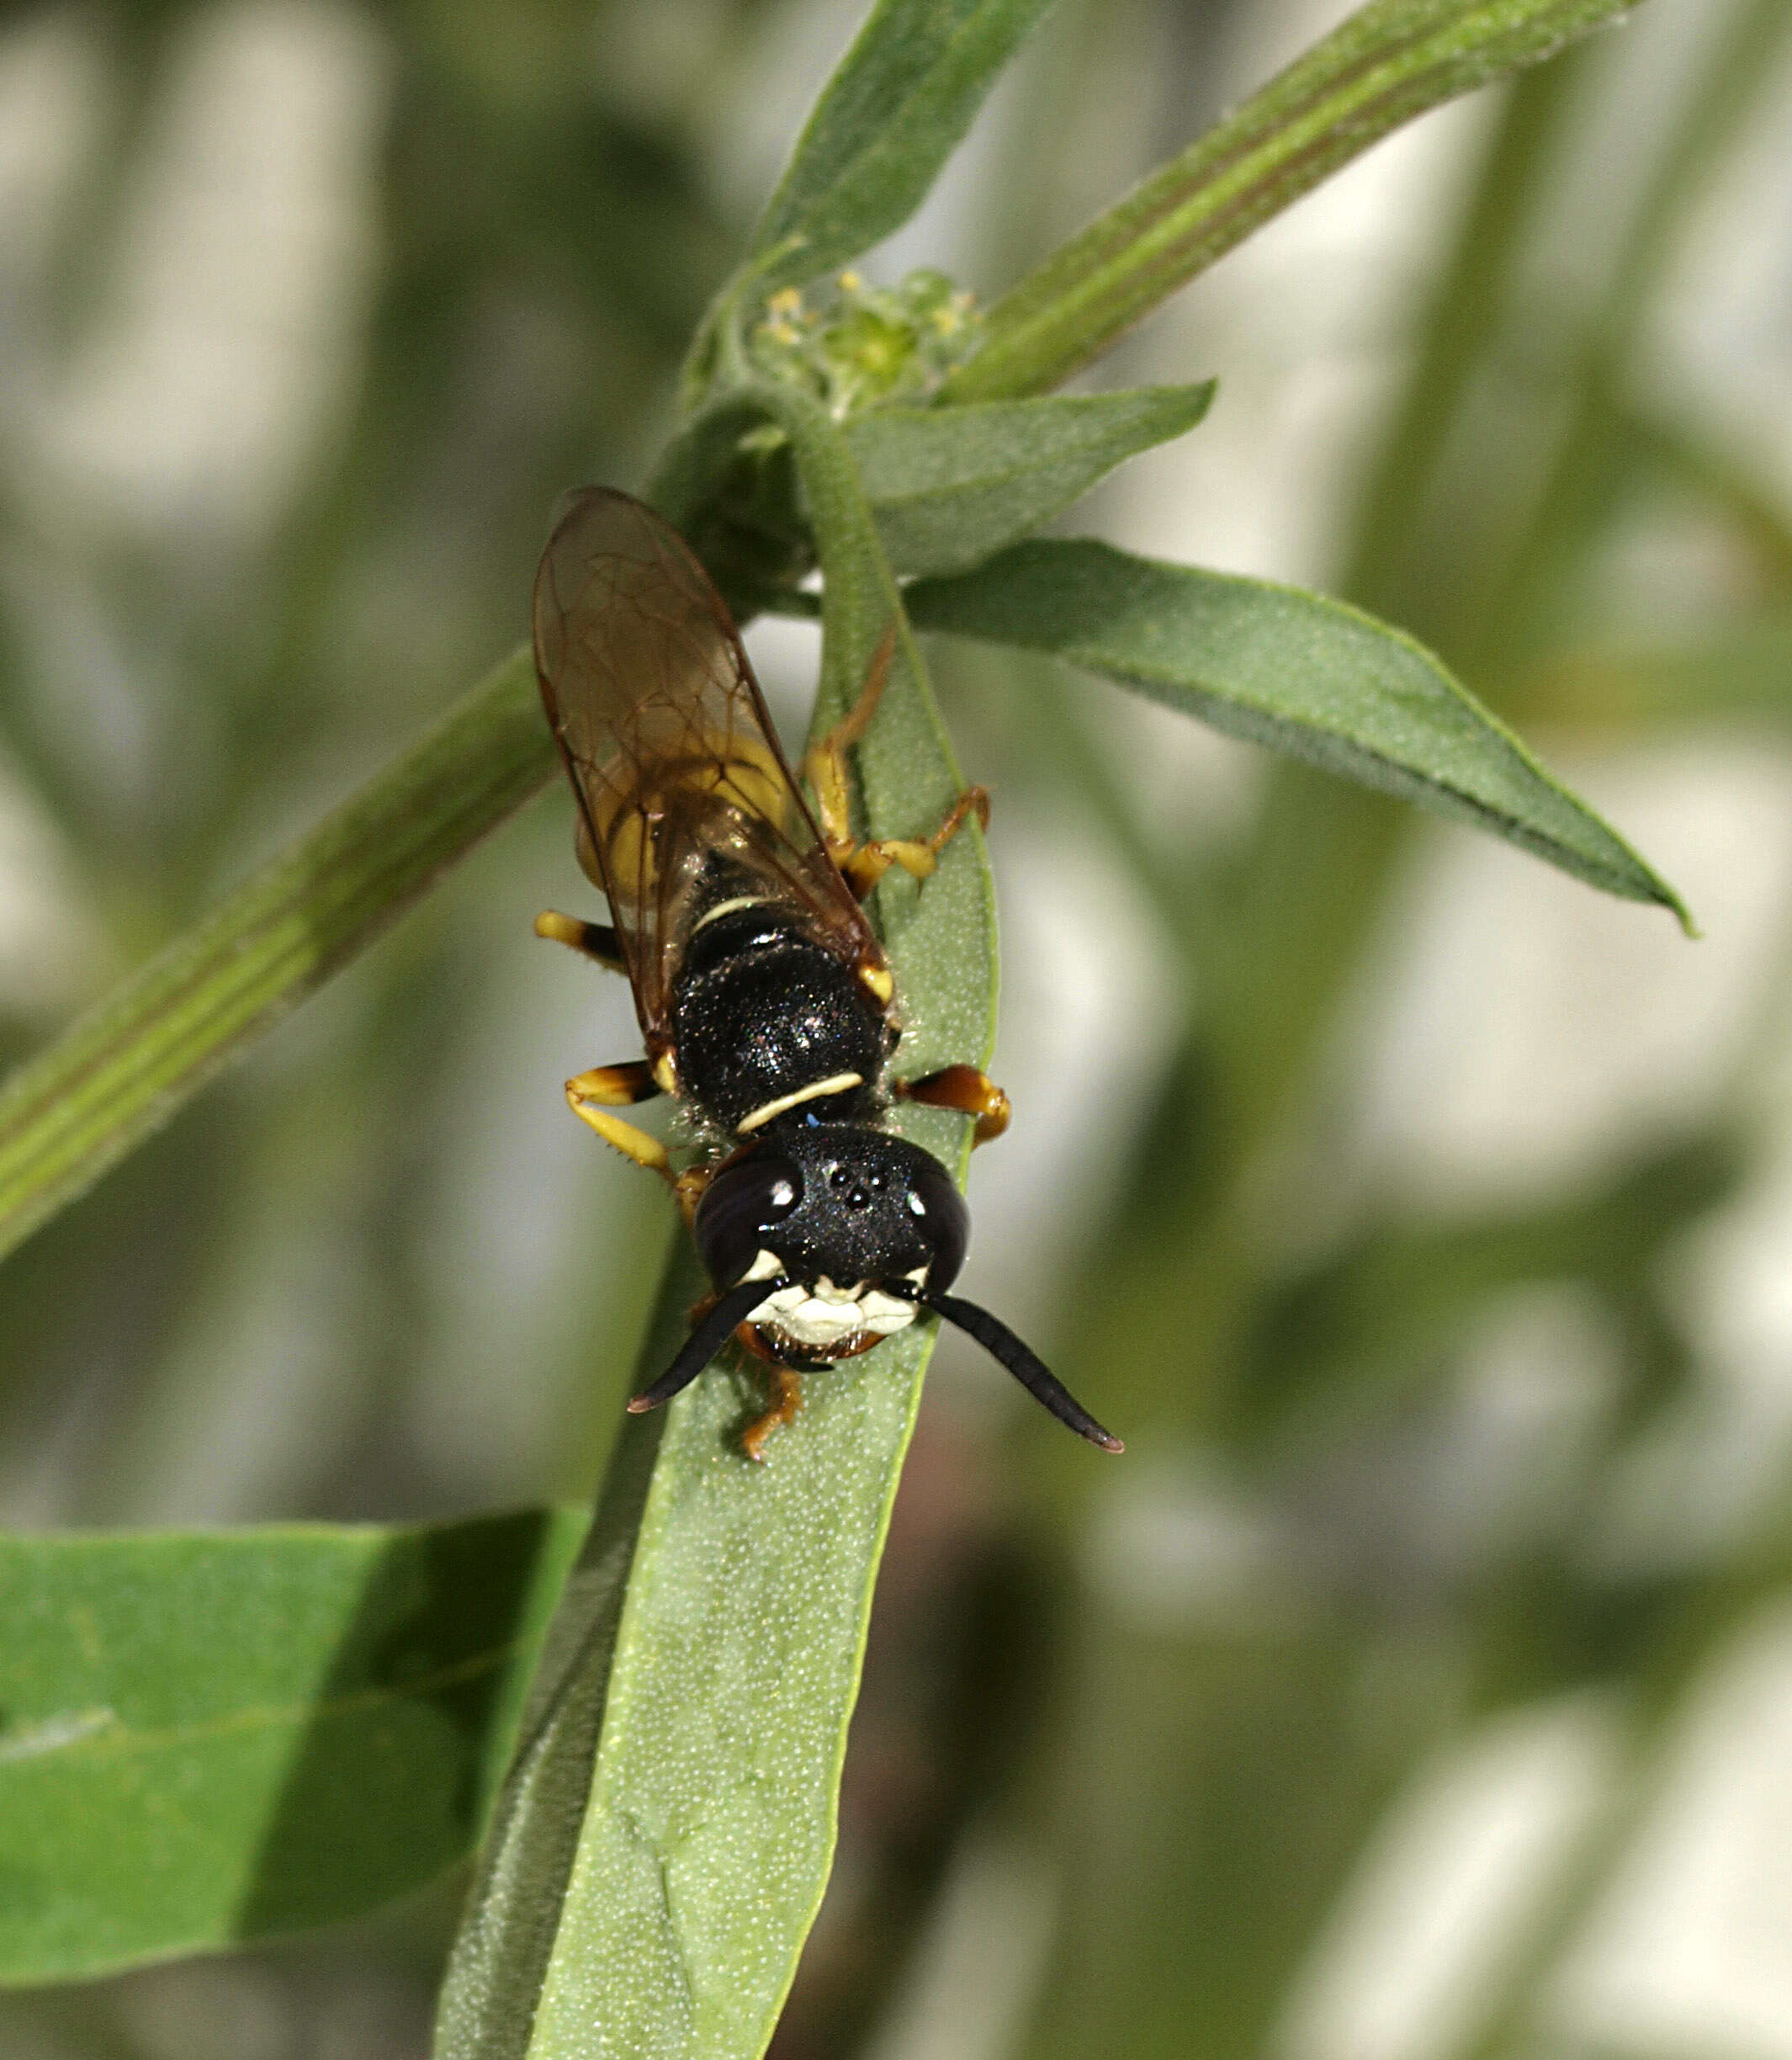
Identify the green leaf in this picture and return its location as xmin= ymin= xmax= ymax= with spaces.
xmin=0 ymin=1508 xmax=586 ymax=1984
xmin=0 ymin=648 xmax=555 ymax=1271
xmin=747 ymin=0 xmax=1058 ymax=286
xmin=905 ymin=539 xmax=1689 ymax=924
xmin=943 ymin=0 xmax=1646 ymax=401
xmin=846 ymin=384 xmax=1215 ymax=576
xmin=437 ymin=393 xmax=1002 ymax=2060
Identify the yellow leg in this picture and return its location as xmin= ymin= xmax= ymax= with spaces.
xmin=839 ymin=785 xmax=990 ymax=899
xmin=803 ymin=627 xmax=897 ymax=852
xmin=741 ymin=1367 xmax=804 ymax=1463
xmin=803 ymin=629 xmax=993 ymax=901
xmin=566 ymin=1062 xmax=669 ymax=1178
xmin=673 ymin=1165 xmax=711 ymax=1229
xmin=568 ymin=1060 xmax=659 ymax=1106
xmin=536 ymin=910 xmax=625 ymax=971
xmin=897 ymin=1064 xmax=1011 ymax=1144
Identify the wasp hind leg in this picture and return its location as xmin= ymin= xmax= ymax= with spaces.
xmin=566 ymin=1061 xmax=670 ymax=1179
xmin=804 ymin=628 xmax=893 ymax=852
xmin=803 ymin=629 xmax=990 ymax=901
xmin=535 ymin=911 xmax=624 ymax=971
xmin=897 ymin=1065 xmax=1011 ymax=1144
xmin=839 ymin=786 xmax=990 ymax=901
xmin=741 ymin=1366 xmax=804 ymax=1464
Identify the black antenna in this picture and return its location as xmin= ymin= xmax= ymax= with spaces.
xmin=918 ymin=1288 xmax=1123 ymax=1452
xmin=628 ymin=1276 xmax=786 ymax=1414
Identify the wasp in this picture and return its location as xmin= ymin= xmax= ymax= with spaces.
xmin=532 ymin=487 xmax=1121 ymax=1462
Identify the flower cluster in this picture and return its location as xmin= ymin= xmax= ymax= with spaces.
xmin=750 ymin=268 xmax=981 ymax=416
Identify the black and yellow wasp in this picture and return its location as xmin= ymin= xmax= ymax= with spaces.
xmin=533 ymin=487 xmax=1121 ymax=1460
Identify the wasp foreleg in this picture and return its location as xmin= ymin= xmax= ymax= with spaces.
xmin=741 ymin=1366 xmax=804 ymax=1464
xmin=673 ymin=1166 xmax=711 ymax=1229
xmin=565 ymin=1062 xmax=670 ymax=1178
xmin=535 ymin=910 xmax=624 ymax=971
xmin=897 ymin=1064 xmax=1011 ymax=1144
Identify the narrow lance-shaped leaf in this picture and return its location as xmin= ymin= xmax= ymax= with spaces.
xmin=905 ymin=539 xmax=1689 ymax=924
xmin=434 ymin=1254 xmax=683 ymax=2060
xmin=845 ymin=383 xmax=1214 ymax=576
xmin=437 ymin=388 xmax=1001 ymax=2060
xmin=942 ymin=0 xmax=1647 ymax=401
xmin=0 ymin=648 xmax=554 ymax=1270
xmin=0 ymin=1508 xmax=586 ymax=1985
xmin=747 ymin=0 xmax=1058 ymax=289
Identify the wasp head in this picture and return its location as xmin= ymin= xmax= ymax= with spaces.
xmin=633 ymin=1118 xmax=1121 ymax=1453
xmin=692 ymin=1122 xmax=968 ymax=1314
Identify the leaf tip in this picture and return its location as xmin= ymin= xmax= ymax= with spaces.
xmin=1630 ymin=869 xmax=1695 ymax=936
xmin=1632 ymin=860 xmax=1697 ymax=937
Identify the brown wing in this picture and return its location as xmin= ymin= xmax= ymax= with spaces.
xmin=533 ymin=486 xmax=885 ymax=1055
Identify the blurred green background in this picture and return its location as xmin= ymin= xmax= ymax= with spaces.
xmin=6 ymin=0 xmax=1792 ymax=2055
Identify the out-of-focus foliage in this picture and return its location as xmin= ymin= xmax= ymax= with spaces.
xmin=0 ymin=1509 xmax=586 ymax=1983
xmin=3 ymin=0 xmax=1792 ymax=2057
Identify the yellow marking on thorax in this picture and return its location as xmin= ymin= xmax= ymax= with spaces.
xmin=692 ymin=895 xmax=764 ymax=932
xmin=736 ymin=1073 xmax=864 ymax=1134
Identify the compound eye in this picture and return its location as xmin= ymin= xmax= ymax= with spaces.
xmin=693 ymin=1153 xmax=803 ymax=1287
xmin=903 ymin=1156 xmax=969 ymax=1289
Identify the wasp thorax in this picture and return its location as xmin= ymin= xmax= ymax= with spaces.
xmin=693 ymin=1123 xmax=968 ymax=1299
xmin=671 ymin=911 xmax=889 ymax=1136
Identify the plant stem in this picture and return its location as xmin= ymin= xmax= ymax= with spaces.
xmin=0 ymin=648 xmax=551 ymax=1267
xmin=941 ymin=0 xmax=1645 ymax=402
